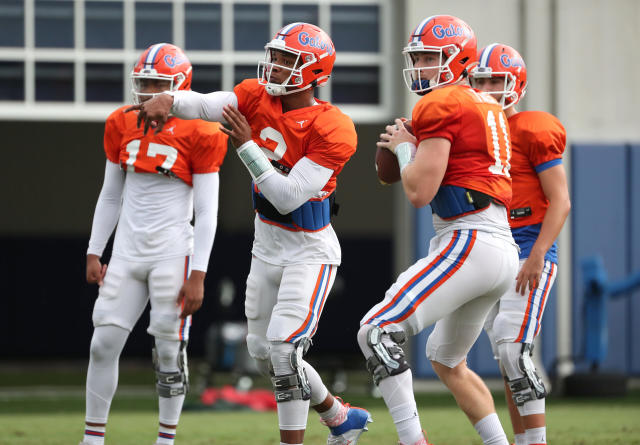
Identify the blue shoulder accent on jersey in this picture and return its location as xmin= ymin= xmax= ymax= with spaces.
xmin=512 ymin=223 xmax=558 ymax=263
xmin=534 ymin=158 xmax=562 ymax=174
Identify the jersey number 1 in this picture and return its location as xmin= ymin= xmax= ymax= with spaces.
xmin=486 ymin=110 xmax=511 ymax=177
xmin=125 ymin=140 xmax=178 ymax=173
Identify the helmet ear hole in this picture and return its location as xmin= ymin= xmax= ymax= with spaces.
xmin=174 ymin=73 xmax=185 ymax=90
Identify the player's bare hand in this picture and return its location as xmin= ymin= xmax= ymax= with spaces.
xmin=515 ymin=252 xmax=544 ymax=295
xmin=86 ymin=254 xmax=107 ymax=286
xmin=220 ymin=105 xmax=252 ymax=148
xmin=376 ymin=118 xmax=417 ymax=154
xmin=177 ymin=270 xmax=206 ymax=318
xmin=124 ymin=93 xmax=174 ymax=135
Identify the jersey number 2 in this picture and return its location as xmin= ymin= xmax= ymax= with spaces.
xmin=259 ymin=127 xmax=287 ymax=160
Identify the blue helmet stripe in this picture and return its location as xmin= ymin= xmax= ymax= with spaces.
xmin=144 ymin=43 xmax=166 ymax=68
xmin=277 ymin=22 xmax=304 ymax=40
xmin=412 ymin=16 xmax=437 ymax=42
xmin=480 ymin=43 xmax=499 ymax=68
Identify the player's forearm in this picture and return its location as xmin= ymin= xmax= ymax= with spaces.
xmin=255 ymin=156 xmax=333 ymax=214
xmin=532 ymin=164 xmax=571 ymax=259
xmin=170 ymin=90 xmax=238 ymax=122
xmin=530 ymin=196 xmax=571 ymax=259
xmin=401 ymin=164 xmax=441 ymax=208
xmin=191 ymin=172 xmax=219 ymax=272
xmin=401 ymin=138 xmax=449 ymax=208
xmin=188 ymin=270 xmax=206 ymax=282
xmin=87 ymin=161 xmax=124 ymax=256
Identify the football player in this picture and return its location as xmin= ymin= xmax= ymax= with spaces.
xmin=470 ymin=44 xmax=570 ymax=445
xmin=358 ymin=15 xmax=519 ymax=445
xmin=128 ymin=23 xmax=371 ymax=445
xmin=80 ymin=44 xmax=228 ymax=445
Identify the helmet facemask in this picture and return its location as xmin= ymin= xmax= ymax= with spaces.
xmin=258 ymin=43 xmax=321 ymax=96
xmin=470 ymin=68 xmax=520 ymax=109
xmin=131 ymin=69 xmax=189 ymax=104
xmin=402 ymin=45 xmax=461 ymax=95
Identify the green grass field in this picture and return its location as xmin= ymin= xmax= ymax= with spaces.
xmin=1 ymin=365 xmax=640 ymax=445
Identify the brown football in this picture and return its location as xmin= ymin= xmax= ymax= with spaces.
xmin=375 ymin=120 xmax=413 ymax=185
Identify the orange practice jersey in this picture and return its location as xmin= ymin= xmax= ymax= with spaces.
xmin=508 ymin=110 xmax=566 ymax=228
xmin=104 ymin=105 xmax=228 ymax=186
xmin=412 ymin=84 xmax=512 ymax=207
xmin=234 ymin=79 xmax=357 ymax=194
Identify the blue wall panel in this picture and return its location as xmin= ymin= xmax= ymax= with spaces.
xmin=571 ymin=144 xmax=629 ymax=373
xmin=630 ymin=144 xmax=640 ymax=374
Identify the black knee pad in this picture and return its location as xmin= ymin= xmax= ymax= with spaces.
xmin=364 ymin=325 xmax=410 ymax=385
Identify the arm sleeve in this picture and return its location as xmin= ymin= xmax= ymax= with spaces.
xmin=191 ymin=172 xmax=220 ymax=272
xmin=169 ymin=90 xmax=238 ymax=122
xmin=255 ymin=156 xmax=334 ymax=214
xmin=87 ymin=160 xmax=125 ymax=257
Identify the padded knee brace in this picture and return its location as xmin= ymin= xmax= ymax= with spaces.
xmin=362 ymin=324 xmax=410 ymax=385
xmin=246 ymin=333 xmax=272 ymax=376
xmin=153 ymin=339 xmax=189 ymax=398
xmin=501 ymin=342 xmax=546 ymax=406
xmin=271 ymin=338 xmax=312 ymax=402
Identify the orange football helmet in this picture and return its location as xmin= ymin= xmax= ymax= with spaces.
xmin=403 ymin=15 xmax=477 ymax=95
xmin=470 ymin=43 xmax=527 ymax=109
xmin=131 ymin=43 xmax=192 ymax=103
xmin=258 ymin=22 xmax=336 ymax=96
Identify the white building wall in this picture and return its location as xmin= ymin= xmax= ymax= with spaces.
xmin=404 ymin=0 xmax=640 ymax=141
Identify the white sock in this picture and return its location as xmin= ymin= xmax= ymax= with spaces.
xmin=277 ymin=399 xmax=310 ymax=430
xmin=155 ymin=339 xmax=186 ymax=426
xmin=514 ymin=432 xmax=527 ymax=445
xmin=83 ymin=424 xmax=106 ymax=444
xmin=378 ymin=369 xmax=423 ymax=445
xmin=85 ymin=325 xmax=129 ymax=424
xmin=157 ymin=425 xmax=176 ymax=444
xmin=318 ymin=396 xmax=348 ymax=427
xmin=473 ymin=413 xmax=509 ymax=445
xmin=525 ymin=426 xmax=546 ymax=444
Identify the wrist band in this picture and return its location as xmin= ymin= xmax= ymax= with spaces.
xmin=236 ymin=140 xmax=274 ymax=182
xmin=395 ymin=142 xmax=416 ymax=173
